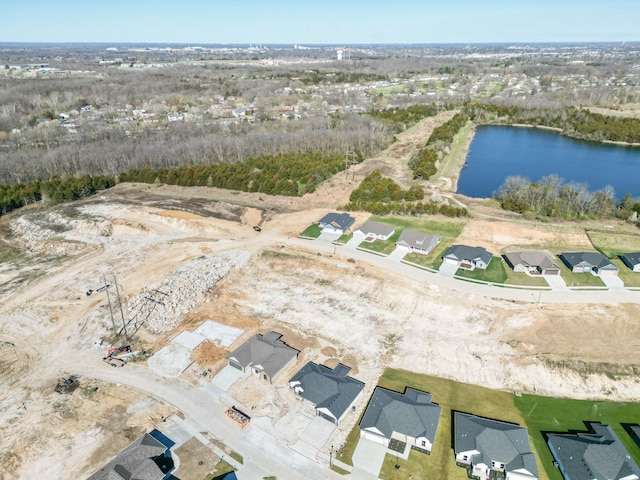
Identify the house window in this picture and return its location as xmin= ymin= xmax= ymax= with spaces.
xmin=421 ymin=440 xmax=426 ymax=447
xmin=263 ymin=374 xmax=267 ymax=380
xmin=463 ymin=455 xmax=468 ymax=461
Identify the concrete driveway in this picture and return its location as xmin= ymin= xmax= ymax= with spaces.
xmin=544 ymin=274 xmax=569 ymax=291
xmin=351 ymin=437 xmax=388 ymax=478
xmin=291 ymin=415 xmax=336 ymax=461
xmin=318 ymin=231 xmax=342 ymax=242
xmin=438 ymin=261 xmax=458 ymax=277
xmin=600 ymin=274 xmax=626 ymax=290
xmin=210 ymin=364 xmax=244 ymax=391
xmin=387 ymin=247 xmax=407 ymax=262
xmin=345 ymin=236 xmax=365 ymax=249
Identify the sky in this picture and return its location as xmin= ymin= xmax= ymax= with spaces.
xmin=2 ymin=0 xmax=639 ymax=44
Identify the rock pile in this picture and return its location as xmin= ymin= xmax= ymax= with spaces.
xmin=124 ymin=251 xmax=249 ymax=334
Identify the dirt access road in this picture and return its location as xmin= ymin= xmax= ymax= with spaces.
xmin=1 ymin=112 xmax=640 ymax=479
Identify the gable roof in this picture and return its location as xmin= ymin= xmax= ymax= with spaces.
xmin=290 ymin=362 xmax=364 ymax=420
xmin=454 ymin=412 xmax=538 ymax=478
xmin=503 ymin=251 xmax=560 ymax=271
xmin=559 ymin=252 xmax=619 ymax=271
xmin=354 ymin=220 xmax=395 ymax=238
xmin=443 ymin=245 xmax=493 ymax=265
xmin=318 ymin=212 xmax=355 ymax=231
xmin=226 ymin=331 xmax=299 ymax=379
xmin=548 ymin=423 xmax=640 ymax=480
xmin=396 ymin=230 xmax=441 ymax=251
xmin=88 ymin=433 xmax=168 ymax=480
xmin=360 ymin=387 xmax=441 ymax=442
xmin=621 ymin=252 xmax=640 ymax=266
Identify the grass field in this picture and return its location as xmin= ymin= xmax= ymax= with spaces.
xmin=611 ymin=257 xmax=640 ymax=286
xmin=433 ymin=121 xmax=474 ymax=182
xmin=587 ymin=230 xmax=640 ymax=258
xmin=300 ymin=224 xmax=322 ymax=238
xmin=515 ymin=394 xmax=640 ymax=480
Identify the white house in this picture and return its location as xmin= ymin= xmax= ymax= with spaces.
xmin=353 ymin=220 xmax=395 ymax=242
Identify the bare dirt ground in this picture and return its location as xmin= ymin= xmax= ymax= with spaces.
xmin=1 ymin=114 xmax=640 ymax=478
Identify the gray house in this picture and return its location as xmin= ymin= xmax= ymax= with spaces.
xmin=621 ymin=252 xmax=640 ymax=272
xmin=226 ymin=331 xmax=299 ymax=384
xmin=353 ymin=220 xmax=395 ymax=242
xmin=88 ymin=432 xmax=172 ymax=480
xmin=289 ymin=362 xmax=364 ymax=425
xmin=453 ymin=412 xmax=539 ymax=480
xmin=547 ymin=423 xmax=640 ymax=480
xmin=318 ymin=212 xmax=356 ymax=235
xmin=360 ymin=387 xmax=441 ymax=454
xmin=396 ymin=230 xmax=441 ymax=256
xmin=443 ymin=245 xmax=493 ymax=271
xmin=558 ymin=252 xmax=619 ymax=276
xmin=503 ymin=251 xmax=561 ymax=276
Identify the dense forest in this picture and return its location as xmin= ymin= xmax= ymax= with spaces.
xmin=494 ymin=174 xmax=640 ymax=220
xmin=342 ymin=170 xmax=468 ymax=217
xmin=409 ymin=113 xmax=468 ymax=179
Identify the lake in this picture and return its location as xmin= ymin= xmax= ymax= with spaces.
xmin=457 ymin=125 xmax=640 ymax=198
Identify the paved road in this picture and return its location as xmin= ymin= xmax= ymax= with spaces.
xmin=291 ymin=237 xmax=640 ymax=305
xmin=65 ymin=354 xmax=342 ymax=480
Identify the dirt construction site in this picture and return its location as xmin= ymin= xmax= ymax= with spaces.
xmin=1 ymin=113 xmax=640 ymax=479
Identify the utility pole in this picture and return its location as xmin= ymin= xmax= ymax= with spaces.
xmin=113 ymin=276 xmax=128 ymax=338
xmin=101 ymin=275 xmax=117 ymax=335
xmin=344 ymin=149 xmax=358 ymax=180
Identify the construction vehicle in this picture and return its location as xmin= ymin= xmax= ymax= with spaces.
xmin=107 ymin=345 xmax=132 ymax=358
xmin=103 ymin=356 xmax=127 ymax=367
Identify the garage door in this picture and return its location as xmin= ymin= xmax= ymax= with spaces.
xmin=318 ymin=411 xmax=337 ymax=424
xmin=362 ymin=431 xmax=386 ymax=445
xmin=228 ymin=361 xmax=243 ymax=370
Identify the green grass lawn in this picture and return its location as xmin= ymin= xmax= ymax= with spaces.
xmin=367 ymin=215 xmax=466 ymax=267
xmin=515 ymin=394 xmax=640 ymax=480
xmin=204 ymin=460 xmax=237 ymax=479
xmin=455 ymin=258 xmax=549 ymax=287
xmin=556 ymin=260 xmax=606 ymax=287
xmin=340 ymin=369 xmax=528 ymax=480
xmin=455 ymin=257 xmax=508 ymax=283
xmin=300 ymin=224 xmax=322 ymax=238
xmin=359 ymin=229 xmax=401 ymax=255
xmin=337 ymin=232 xmax=353 ymax=244
xmin=611 ymin=257 xmax=640 ymax=287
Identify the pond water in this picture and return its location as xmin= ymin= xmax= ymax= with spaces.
xmin=456 ymin=125 xmax=640 ymax=198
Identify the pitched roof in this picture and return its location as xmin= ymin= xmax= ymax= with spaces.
xmin=559 ymin=252 xmax=619 ymax=271
xmin=547 ymin=423 xmax=640 ymax=480
xmin=226 ymin=331 xmax=299 ymax=379
xmin=454 ymin=413 xmax=538 ymax=478
xmin=443 ymin=245 xmax=493 ymax=265
xmin=360 ymin=387 xmax=441 ymax=442
xmin=503 ymin=251 xmax=560 ymax=270
xmin=354 ymin=220 xmax=395 ymax=237
xmin=621 ymin=252 xmax=640 ymax=266
xmin=396 ymin=230 xmax=441 ymax=250
xmin=88 ymin=433 xmax=167 ymax=480
xmin=290 ymin=362 xmax=364 ymax=420
xmin=318 ymin=212 xmax=355 ymax=230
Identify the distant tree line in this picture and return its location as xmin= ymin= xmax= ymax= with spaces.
xmin=465 ymin=104 xmax=640 ymax=144
xmin=409 ymin=113 xmax=468 ymax=179
xmin=493 ymin=174 xmax=640 ymax=219
xmin=121 ymin=151 xmax=354 ymax=196
xmin=342 ymin=170 xmax=468 ymax=217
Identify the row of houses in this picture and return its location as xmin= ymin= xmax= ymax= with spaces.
xmin=317 ymin=213 xmax=640 ymax=275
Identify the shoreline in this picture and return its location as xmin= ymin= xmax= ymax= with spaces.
xmin=495 ymin=122 xmax=640 ymax=147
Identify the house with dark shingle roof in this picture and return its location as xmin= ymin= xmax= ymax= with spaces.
xmin=621 ymin=252 xmax=640 ymax=272
xmin=547 ymin=423 xmax=640 ymax=480
xmin=353 ymin=220 xmax=395 ymax=242
xmin=453 ymin=412 xmax=539 ymax=480
xmin=226 ymin=331 xmax=299 ymax=384
xmin=359 ymin=387 xmax=441 ymax=454
xmin=88 ymin=432 xmax=173 ymax=480
xmin=558 ymin=252 xmax=619 ymax=276
xmin=503 ymin=251 xmax=561 ymax=276
xmin=443 ymin=245 xmax=493 ymax=271
xmin=289 ymin=362 xmax=364 ymax=425
xmin=318 ymin=212 xmax=355 ymax=235
xmin=395 ymin=230 xmax=441 ymax=256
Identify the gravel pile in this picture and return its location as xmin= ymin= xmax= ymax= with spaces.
xmin=124 ymin=250 xmax=249 ymax=334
